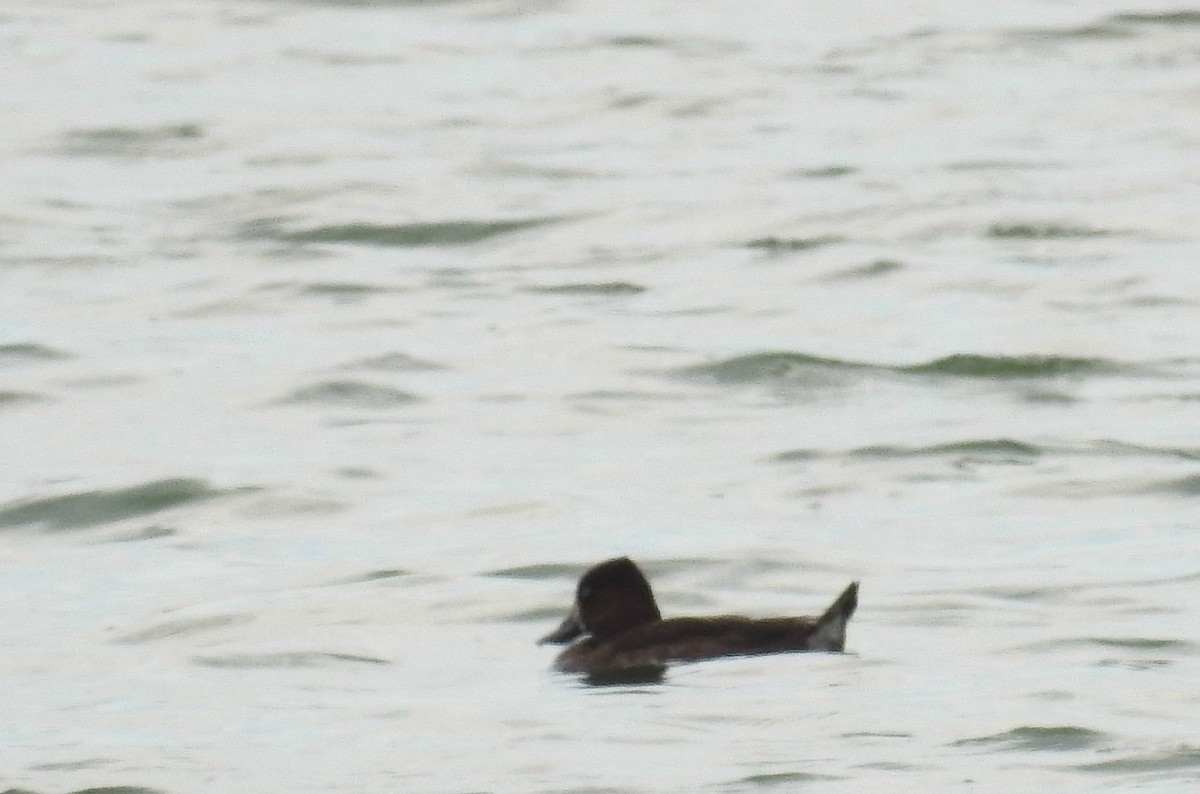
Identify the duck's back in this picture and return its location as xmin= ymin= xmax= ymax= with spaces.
xmin=555 ymin=616 xmax=830 ymax=674
xmin=551 ymin=580 xmax=859 ymax=675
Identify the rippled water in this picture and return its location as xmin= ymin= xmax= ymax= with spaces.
xmin=4 ymin=1 xmax=1200 ymax=792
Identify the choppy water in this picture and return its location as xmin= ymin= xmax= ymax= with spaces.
xmin=4 ymin=1 xmax=1200 ymax=792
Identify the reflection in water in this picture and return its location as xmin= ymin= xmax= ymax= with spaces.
xmin=584 ymin=665 xmax=668 ymax=687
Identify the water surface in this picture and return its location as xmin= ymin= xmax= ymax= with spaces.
xmin=3 ymin=1 xmax=1199 ymax=792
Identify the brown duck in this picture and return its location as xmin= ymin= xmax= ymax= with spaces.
xmin=540 ymin=557 xmax=858 ymax=677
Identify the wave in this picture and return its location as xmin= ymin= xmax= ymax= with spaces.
xmin=0 ymin=478 xmax=250 ymax=532
xmin=677 ymin=352 xmax=875 ymax=385
xmin=844 ymin=439 xmax=1043 ymax=459
xmin=115 ymin=614 xmax=252 ymax=645
xmin=1109 ymin=10 xmax=1200 ymax=26
xmin=0 ymin=342 xmax=71 ymax=364
xmin=675 ymin=350 xmax=1128 ymax=387
xmin=906 ymin=354 xmax=1117 ymax=377
xmin=954 ymin=725 xmax=1108 ymax=751
xmin=1075 ymin=745 xmax=1200 ymax=775
xmin=744 ymin=235 xmax=842 ymax=253
xmin=0 ymin=390 xmax=48 ymax=407
xmin=242 ymin=216 xmax=563 ymax=247
xmin=193 ymin=651 xmax=389 ymax=669
xmin=774 ymin=439 xmax=1200 ymax=462
xmin=986 ymin=223 xmax=1112 ymax=239
xmin=279 ymin=380 xmax=419 ymax=408
xmin=59 ymin=122 xmax=203 ymax=158
xmin=345 ymin=352 xmax=446 ymax=372
xmin=523 ymin=281 xmax=646 ymax=295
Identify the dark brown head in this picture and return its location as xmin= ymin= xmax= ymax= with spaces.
xmin=538 ymin=557 xmax=662 ymax=644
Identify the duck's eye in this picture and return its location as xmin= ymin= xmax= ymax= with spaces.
xmin=578 ymin=584 xmax=592 ymax=600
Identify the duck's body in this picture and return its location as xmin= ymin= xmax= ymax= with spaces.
xmin=540 ymin=557 xmax=858 ymax=677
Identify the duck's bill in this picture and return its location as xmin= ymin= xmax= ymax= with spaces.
xmin=538 ymin=606 xmax=584 ymax=645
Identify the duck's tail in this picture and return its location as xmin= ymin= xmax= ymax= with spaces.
xmin=808 ymin=581 xmax=859 ymax=652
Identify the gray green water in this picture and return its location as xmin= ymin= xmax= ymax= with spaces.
xmin=3 ymin=1 xmax=1199 ymax=792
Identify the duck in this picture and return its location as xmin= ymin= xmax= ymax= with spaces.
xmin=539 ymin=556 xmax=858 ymax=678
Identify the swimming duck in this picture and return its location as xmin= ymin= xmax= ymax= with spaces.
xmin=540 ymin=556 xmax=858 ymax=677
